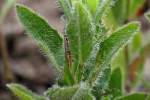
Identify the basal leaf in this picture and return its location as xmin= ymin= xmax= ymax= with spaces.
xmin=7 ymin=84 xmax=45 ymax=100
xmin=91 ymin=22 xmax=140 ymax=99
xmin=16 ymin=4 xmax=64 ymax=73
xmin=72 ymin=83 xmax=94 ymax=100
xmin=45 ymin=85 xmax=78 ymax=100
xmin=115 ymin=93 xmax=149 ymax=100
xmin=45 ymin=83 xmax=94 ymax=100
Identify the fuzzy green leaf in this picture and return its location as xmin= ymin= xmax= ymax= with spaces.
xmin=103 ymin=0 xmax=128 ymax=30
xmin=90 ymin=22 xmax=139 ymax=82
xmin=45 ymin=83 xmax=94 ymax=100
xmin=91 ymin=22 xmax=140 ymax=99
xmin=72 ymin=83 xmax=94 ymax=100
xmin=82 ymin=43 xmax=100 ymax=81
xmin=95 ymin=0 xmax=112 ymax=23
xmin=16 ymin=4 xmax=64 ymax=72
xmin=66 ymin=2 xmax=94 ymax=82
xmin=7 ymin=84 xmax=45 ymax=100
xmin=45 ymin=85 xmax=78 ymax=100
xmin=115 ymin=93 xmax=149 ymax=100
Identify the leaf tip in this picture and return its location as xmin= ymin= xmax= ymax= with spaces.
xmin=127 ymin=21 xmax=141 ymax=31
xmin=15 ymin=3 xmax=24 ymax=10
xmin=15 ymin=3 xmax=31 ymax=14
xmin=6 ymin=83 xmax=16 ymax=90
xmin=6 ymin=83 xmax=11 ymax=88
xmin=6 ymin=83 xmax=17 ymax=93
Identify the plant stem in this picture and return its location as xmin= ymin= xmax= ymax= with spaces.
xmin=0 ymin=26 xmax=14 ymax=83
xmin=0 ymin=0 xmax=16 ymax=83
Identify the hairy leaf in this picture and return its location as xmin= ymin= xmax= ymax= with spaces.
xmin=66 ymin=2 xmax=94 ymax=82
xmin=82 ymin=43 xmax=100 ymax=81
xmin=45 ymin=85 xmax=78 ymax=100
xmin=91 ymin=22 xmax=140 ymax=99
xmin=7 ymin=84 xmax=45 ymax=100
xmin=115 ymin=93 xmax=149 ymax=100
xmin=102 ymin=0 xmax=127 ymax=31
xmin=16 ymin=4 xmax=64 ymax=73
xmin=91 ymin=64 xmax=111 ymax=99
xmin=72 ymin=83 xmax=94 ymax=100
xmin=95 ymin=0 xmax=113 ymax=23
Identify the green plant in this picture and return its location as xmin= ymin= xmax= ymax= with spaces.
xmin=7 ymin=0 xmax=149 ymax=100
xmin=104 ymin=0 xmax=146 ymax=90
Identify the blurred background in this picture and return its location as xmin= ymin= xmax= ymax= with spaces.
xmin=0 ymin=0 xmax=150 ymax=99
